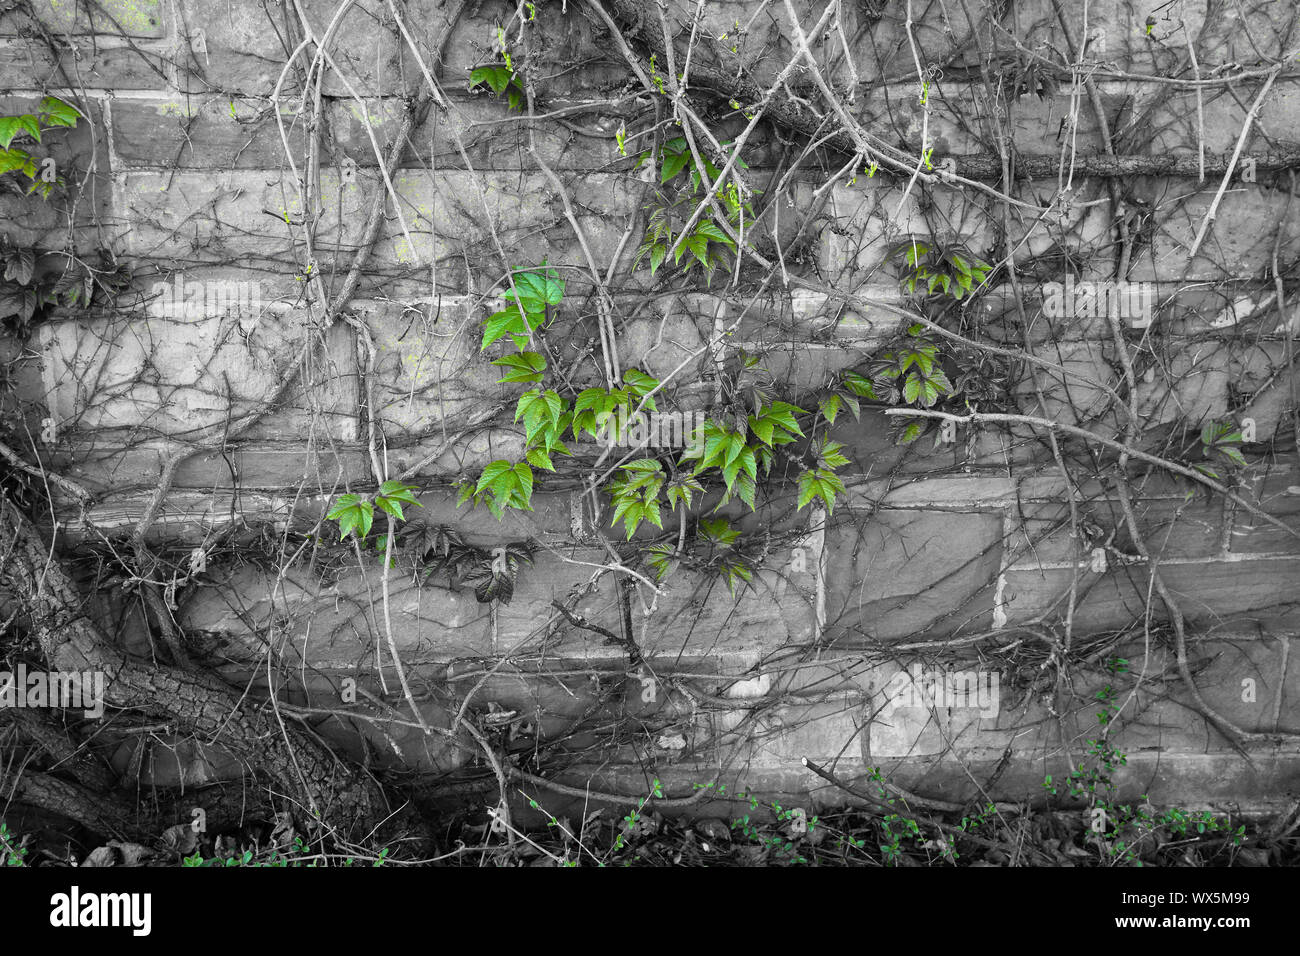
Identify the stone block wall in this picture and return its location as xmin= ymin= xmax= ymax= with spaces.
xmin=2 ymin=0 xmax=1299 ymax=821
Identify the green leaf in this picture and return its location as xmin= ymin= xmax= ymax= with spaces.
xmin=644 ymin=543 xmax=677 ymax=582
xmin=482 ymin=304 xmax=532 ymax=350
xmin=818 ymin=394 xmax=842 ymax=425
xmin=476 ymin=460 xmax=515 ymax=494
xmin=355 ymin=500 xmax=375 ymax=537
xmin=737 ymin=446 xmax=757 ymax=482
xmin=897 ymin=421 xmax=924 ymax=445
xmin=0 ymin=115 xmax=39 ymax=149
xmin=574 ymin=388 xmax=608 ymax=415
xmin=747 ymin=414 xmax=775 ymax=446
xmin=1220 ymin=446 xmax=1247 ymax=467
xmin=732 ymin=471 xmax=756 ymax=510
xmin=763 ymin=401 xmax=806 ymax=436
xmin=618 ymin=501 xmax=645 ymax=538
xmin=649 ymin=243 xmax=666 ymax=276
xmin=0 ymin=147 xmax=37 ymax=178
xmin=661 ymin=149 xmax=690 ymax=183
xmin=491 ymin=351 xmax=547 ymax=384
xmin=723 ymin=431 xmax=746 ymax=468
xmin=542 ymin=389 xmax=564 ymax=428
xmin=796 ymin=468 xmax=843 ymax=515
xmin=796 ymin=471 xmax=821 ymax=512
xmin=378 ymin=480 xmax=420 ymax=504
xmin=693 ymin=218 xmax=735 ymax=248
xmin=326 ymin=493 xmax=362 ymax=521
xmin=375 ymin=495 xmax=406 ymax=521
xmin=39 ymin=96 xmax=82 ymax=128
xmin=515 ymin=389 xmax=563 ymax=440
xmin=471 ymin=65 xmax=514 ymax=95
xmin=512 ymin=461 xmax=534 ymax=497
xmin=842 ymin=371 xmax=878 ymax=400
xmin=623 ymin=457 xmax=663 ymax=473
xmin=697 ymin=432 xmax=730 ymax=472
xmin=621 ymin=368 xmax=659 ymax=397
xmin=721 ymin=453 xmax=743 ymax=490
xmin=506 ymin=269 xmax=565 ymax=313
xmin=526 ymin=446 xmax=555 ymax=471
xmin=700 ymin=517 xmax=739 ymax=547
xmin=665 ymin=476 xmax=703 ymax=511
xmin=818 ymin=439 xmax=850 ymax=469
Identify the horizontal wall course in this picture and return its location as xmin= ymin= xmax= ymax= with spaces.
xmin=1001 ymin=556 xmax=1300 ymax=634
xmin=0 ymin=0 xmax=164 ymax=38
xmin=824 ymin=509 xmax=1004 ymax=642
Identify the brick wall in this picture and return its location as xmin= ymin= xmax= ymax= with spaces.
xmin=4 ymin=0 xmax=1299 ymax=819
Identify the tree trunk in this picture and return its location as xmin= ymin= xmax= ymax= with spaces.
xmin=0 ymin=496 xmax=386 ymax=840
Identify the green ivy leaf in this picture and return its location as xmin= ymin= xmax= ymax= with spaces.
xmin=897 ymin=421 xmax=924 ymax=445
xmin=491 ymin=351 xmax=547 ymax=384
xmin=649 ymin=243 xmax=667 ymax=276
xmin=505 ymin=269 xmax=564 ymax=314
xmin=482 ymin=303 xmax=534 ymax=350
xmin=526 ymin=446 xmax=555 ymax=471
xmin=818 ymin=394 xmax=842 ymax=425
xmin=661 ymin=148 xmax=691 ymax=183
xmin=470 ymin=65 xmax=514 ymax=95
xmin=476 ymin=460 xmax=515 ymax=495
xmin=39 ymin=96 xmax=83 ymax=128
xmin=0 ymin=115 xmax=40 ymax=149
xmin=0 ymin=148 xmax=37 ymax=178
xmin=699 ymin=517 xmax=739 ymax=547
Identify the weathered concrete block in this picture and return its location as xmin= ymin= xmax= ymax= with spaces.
xmin=1012 ymin=338 xmax=1116 ymax=426
xmin=1232 ymin=467 xmax=1300 ymax=555
xmin=1000 ymin=0 xmax=1290 ymax=73
xmin=176 ymin=0 xmax=404 ymax=96
xmin=614 ymin=302 xmax=710 ymax=382
xmin=38 ymin=279 xmax=357 ymax=441
xmin=353 ymin=296 xmax=511 ymax=440
xmin=0 ymin=39 xmax=172 ymax=90
xmin=1009 ymin=491 xmax=1226 ymax=571
xmin=1134 ymin=340 xmax=1230 ymax=428
xmin=866 ymin=659 xmax=1007 ymax=757
xmin=824 ymin=509 xmax=1003 ymax=641
xmin=1002 ymin=556 xmax=1300 ymax=633
xmin=116 ymin=168 xmax=369 ymax=265
xmin=738 ymin=700 xmax=867 ymax=768
xmin=0 ymin=0 xmax=164 ymax=37
xmin=335 ymin=94 xmax=623 ymax=171
xmin=183 ymin=562 xmax=496 ymax=665
xmin=109 ymin=96 xmax=305 ymax=168
xmin=368 ymin=170 xmax=638 ymax=285
xmin=1128 ymin=180 xmax=1300 ymax=283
